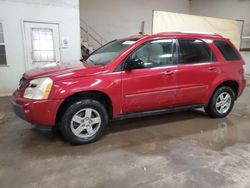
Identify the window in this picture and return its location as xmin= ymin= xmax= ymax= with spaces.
xmin=0 ymin=22 xmax=7 ymax=65
xmin=31 ymin=28 xmax=55 ymax=62
xmin=178 ymin=39 xmax=216 ymax=64
xmin=214 ymin=40 xmax=240 ymax=61
xmin=129 ymin=39 xmax=175 ymax=68
xmin=86 ymin=39 xmax=139 ymax=65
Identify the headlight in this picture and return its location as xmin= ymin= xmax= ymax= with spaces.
xmin=24 ymin=77 xmax=53 ymax=100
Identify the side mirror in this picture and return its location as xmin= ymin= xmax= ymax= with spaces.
xmin=124 ymin=59 xmax=144 ymax=70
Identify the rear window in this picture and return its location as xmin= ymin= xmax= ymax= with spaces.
xmin=178 ymin=39 xmax=216 ymax=64
xmin=214 ymin=40 xmax=240 ymax=61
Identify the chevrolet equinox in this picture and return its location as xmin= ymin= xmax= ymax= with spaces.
xmin=12 ymin=32 xmax=246 ymax=144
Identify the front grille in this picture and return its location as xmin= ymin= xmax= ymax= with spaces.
xmin=18 ymin=77 xmax=26 ymax=91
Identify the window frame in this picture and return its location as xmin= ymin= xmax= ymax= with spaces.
xmin=176 ymin=38 xmax=217 ymax=65
xmin=120 ymin=38 xmax=178 ymax=71
xmin=0 ymin=21 xmax=7 ymax=66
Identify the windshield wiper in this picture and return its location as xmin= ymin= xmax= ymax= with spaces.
xmin=87 ymin=58 xmax=95 ymax=65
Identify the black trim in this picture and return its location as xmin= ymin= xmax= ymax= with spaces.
xmin=11 ymin=100 xmax=27 ymax=121
xmin=114 ymin=60 xmax=123 ymax=72
xmin=113 ymin=104 xmax=205 ymax=120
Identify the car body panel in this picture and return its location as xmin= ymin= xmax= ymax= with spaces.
xmin=175 ymin=62 xmax=221 ymax=105
xmin=50 ymin=72 xmax=123 ymax=116
xmin=24 ymin=61 xmax=105 ymax=81
xmin=12 ymin=90 xmax=63 ymax=125
xmin=122 ymin=65 xmax=177 ymax=113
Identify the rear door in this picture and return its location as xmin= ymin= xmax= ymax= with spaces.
xmin=122 ymin=39 xmax=177 ymax=113
xmin=175 ymin=38 xmax=220 ymax=106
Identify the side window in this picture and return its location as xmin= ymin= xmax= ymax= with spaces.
xmin=214 ymin=40 xmax=240 ymax=61
xmin=178 ymin=39 xmax=216 ymax=64
xmin=0 ymin=22 xmax=7 ymax=66
xmin=129 ymin=39 xmax=174 ymax=68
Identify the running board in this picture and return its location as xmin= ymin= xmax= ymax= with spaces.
xmin=113 ymin=104 xmax=206 ymax=120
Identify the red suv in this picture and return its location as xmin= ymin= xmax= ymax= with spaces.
xmin=12 ymin=32 xmax=246 ymax=144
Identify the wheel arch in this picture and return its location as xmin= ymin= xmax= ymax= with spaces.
xmin=55 ymin=90 xmax=113 ymax=125
xmin=209 ymin=80 xmax=239 ymax=103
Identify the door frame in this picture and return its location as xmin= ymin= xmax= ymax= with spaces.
xmin=21 ymin=19 xmax=62 ymax=71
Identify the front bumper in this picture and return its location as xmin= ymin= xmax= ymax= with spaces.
xmin=11 ymin=100 xmax=27 ymax=121
xmin=12 ymin=90 xmax=63 ymax=126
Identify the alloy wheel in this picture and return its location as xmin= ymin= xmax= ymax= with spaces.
xmin=215 ymin=92 xmax=232 ymax=114
xmin=70 ymin=108 xmax=101 ymax=139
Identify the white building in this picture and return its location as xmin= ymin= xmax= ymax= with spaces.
xmin=0 ymin=0 xmax=81 ymax=96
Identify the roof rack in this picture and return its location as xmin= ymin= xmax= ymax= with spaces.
xmin=155 ymin=32 xmax=222 ymax=37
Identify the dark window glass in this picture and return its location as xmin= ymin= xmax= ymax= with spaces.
xmin=214 ymin=40 xmax=240 ymax=61
xmin=178 ymin=39 xmax=215 ymax=64
xmin=129 ymin=39 xmax=174 ymax=68
xmin=0 ymin=45 xmax=7 ymax=65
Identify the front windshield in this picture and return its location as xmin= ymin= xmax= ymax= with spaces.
xmin=86 ymin=39 xmax=139 ymax=65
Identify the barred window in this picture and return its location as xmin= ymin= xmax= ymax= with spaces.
xmin=31 ymin=28 xmax=55 ymax=62
xmin=0 ymin=22 xmax=7 ymax=65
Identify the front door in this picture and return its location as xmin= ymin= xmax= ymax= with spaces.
xmin=122 ymin=39 xmax=177 ymax=113
xmin=24 ymin=21 xmax=60 ymax=70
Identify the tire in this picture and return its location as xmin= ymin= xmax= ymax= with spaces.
xmin=205 ymin=86 xmax=235 ymax=118
xmin=59 ymin=99 xmax=109 ymax=144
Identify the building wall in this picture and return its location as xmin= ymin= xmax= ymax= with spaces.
xmin=79 ymin=0 xmax=190 ymax=42
xmin=0 ymin=0 xmax=81 ymax=96
xmin=0 ymin=0 xmax=79 ymax=8
xmin=190 ymin=0 xmax=250 ymax=35
xmin=190 ymin=0 xmax=250 ymax=74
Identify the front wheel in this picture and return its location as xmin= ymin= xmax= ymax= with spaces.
xmin=205 ymin=86 xmax=235 ymax=118
xmin=60 ymin=99 xmax=109 ymax=144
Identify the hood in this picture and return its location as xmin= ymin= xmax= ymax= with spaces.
xmin=24 ymin=61 xmax=105 ymax=81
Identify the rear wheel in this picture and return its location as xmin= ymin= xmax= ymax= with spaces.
xmin=60 ymin=99 xmax=109 ymax=144
xmin=205 ymin=86 xmax=235 ymax=118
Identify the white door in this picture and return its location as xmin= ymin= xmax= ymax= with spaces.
xmin=24 ymin=22 xmax=60 ymax=70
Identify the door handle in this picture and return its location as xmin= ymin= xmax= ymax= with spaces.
xmin=162 ymin=70 xmax=175 ymax=75
xmin=208 ymin=66 xmax=216 ymax=71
